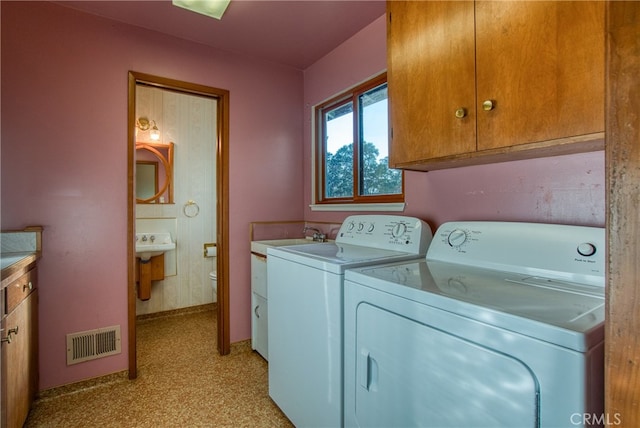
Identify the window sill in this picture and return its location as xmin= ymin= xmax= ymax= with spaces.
xmin=309 ymin=202 xmax=405 ymax=212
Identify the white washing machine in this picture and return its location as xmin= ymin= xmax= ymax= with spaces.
xmin=344 ymin=221 xmax=605 ymax=428
xmin=268 ymin=215 xmax=433 ymax=428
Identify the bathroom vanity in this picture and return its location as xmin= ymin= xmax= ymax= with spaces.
xmin=1 ymin=226 xmax=42 ymax=428
xmin=134 ymin=232 xmax=175 ymax=301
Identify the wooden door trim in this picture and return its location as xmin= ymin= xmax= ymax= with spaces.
xmin=605 ymin=2 xmax=640 ymax=422
xmin=127 ymin=71 xmax=230 ymax=378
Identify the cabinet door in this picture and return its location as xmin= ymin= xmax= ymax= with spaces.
xmin=475 ymin=1 xmax=605 ymax=151
xmin=28 ymin=290 xmax=39 ymax=407
xmin=387 ymin=0 xmax=476 ymax=167
xmin=2 ymin=290 xmax=38 ymax=428
xmin=252 ymin=293 xmax=268 ymax=361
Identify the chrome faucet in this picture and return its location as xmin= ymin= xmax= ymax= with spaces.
xmin=303 ymin=226 xmax=326 ymax=242
xmin=141 ymin=235 xmax=148 ymax=242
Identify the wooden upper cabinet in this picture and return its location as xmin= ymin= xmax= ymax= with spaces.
xmin=387 ymin=1 xmax=605 ymax=171
xmin=388 ymin=1 xmax=476 ymax=165
xmin=475 ymin=1 xmax=605 ymax=150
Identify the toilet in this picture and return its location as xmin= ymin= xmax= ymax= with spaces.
xmin=209 ymin=270 xmax=217 ymax=302
xmin=207 ymin=244 xmax=218 ymax=302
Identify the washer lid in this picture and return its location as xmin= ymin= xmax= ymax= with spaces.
xmin=267 ymin=242 xmax=419 ymax=274
xmin=346 ymin=259 xmax=604 ymax=352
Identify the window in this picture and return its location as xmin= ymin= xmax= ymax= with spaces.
xmin=315 ymin=73 xmax=403 ymax=206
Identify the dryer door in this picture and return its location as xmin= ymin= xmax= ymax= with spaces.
xmin=346 ymin=301 xmax=539 ymax=427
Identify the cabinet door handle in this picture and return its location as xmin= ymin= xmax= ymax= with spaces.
xmin=482 ymin=100 xmax=495 ymax=111
xmin=254 ymin=305 xmax=260 ymax=318
xmin=23 ymin=281 xmax=33 ymax=292
xmin=2 ymin=326 xmax=19 ymax=344
xmin=455 ymin=108 xmax=467 ymax=119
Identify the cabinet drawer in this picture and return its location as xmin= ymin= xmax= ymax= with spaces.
xmin=251 ymin=254 xmax=268 ymax=298
xmin=6 ymin=268 xmax=37 ymax=314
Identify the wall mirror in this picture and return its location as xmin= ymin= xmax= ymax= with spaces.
xmin=136 ymin=142 xmax=174 ymax=204
xmin=136 ymin=161 xmax=158 ymax=199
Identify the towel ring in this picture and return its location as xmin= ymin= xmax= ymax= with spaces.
xmin=183 ymin=200 xmax=200 ymax=218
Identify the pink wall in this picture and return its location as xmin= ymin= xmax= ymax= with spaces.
xmin=303 ymin=16 xmax=605 ymax=229
xmin=1 ymin=2 xmax=605 ymax=392
xmin=1 ymin=2 xmax=303 ymax=389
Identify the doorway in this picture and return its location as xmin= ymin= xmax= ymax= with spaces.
xmin=127 ymin=71 xmax=230 ymax=379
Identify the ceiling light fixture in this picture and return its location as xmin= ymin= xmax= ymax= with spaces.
xmin=172 ymin=0 xmax=231 ymax=20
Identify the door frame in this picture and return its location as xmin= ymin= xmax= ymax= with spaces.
xmin=127 ymin=71 xmax=231 ymax=378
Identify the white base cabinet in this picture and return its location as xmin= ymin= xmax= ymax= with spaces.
xmin=250 ymin=253 xmax=268 ymax=360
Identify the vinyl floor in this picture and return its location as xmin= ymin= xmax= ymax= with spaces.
xmin=25 ymin=305 xmax=293 ymax=427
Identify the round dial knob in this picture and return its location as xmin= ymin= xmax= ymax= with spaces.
xmin=346 ymin=221 xmax=355 ymax=231
xmin=447 ymin=229 xmax=468 ymax=247
xmin=391 ymin=223 xmax=407 ymax=238
xmin=577 ymin=243 xmax=597 ymax=257
xmin=367 ymin=223 xmax=375 ymax=233
xmin=357 ymin=223 xmax=364 ymax=231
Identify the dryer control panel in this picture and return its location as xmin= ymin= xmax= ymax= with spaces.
xmin=427 ymin=221 xmax=605 ymax=286
xmin=336 ymin=215 xmax=433 ymax=255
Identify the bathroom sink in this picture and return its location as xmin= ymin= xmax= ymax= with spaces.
xmin=136 ymin=232 xmax=175 ymax=261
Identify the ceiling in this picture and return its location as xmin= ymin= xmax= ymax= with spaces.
xmin=56 ymin=0 xmax=386 ymax=70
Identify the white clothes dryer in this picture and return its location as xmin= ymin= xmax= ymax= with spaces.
xmin=344 ymin=221 xmax=605 ymax=428
xmin=268 ymin=215 xmax=433 ymax=428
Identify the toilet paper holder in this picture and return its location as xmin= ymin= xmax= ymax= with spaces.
xmin=204 ymin=243 xmax=217 ymax=257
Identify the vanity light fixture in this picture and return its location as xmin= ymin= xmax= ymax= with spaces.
xmin=136 ymin=117 xmax=161 ymax=141
xmin=172 ymin=0 xmax=231 ymax=20
xmin=149 ymin=123 xmax=160 ymax=141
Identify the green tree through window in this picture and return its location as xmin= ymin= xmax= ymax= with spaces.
xmin=326 ymin=142 xmax=402 ymax=198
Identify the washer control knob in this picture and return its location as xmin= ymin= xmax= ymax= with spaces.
xmin=346 ymin=221 xmax=355 ymax=231
xmin=391 ymin=223 xmax=407 ymax=238
xmin=447 ymin=229 xmax=468 ymax=247
xmin=367 ymin=223 xmax=375 ymax=233
xmin=357 ymin=222 xmax=364 ymax=231
xmin=577 ymin=242 xmax=597 ymax=257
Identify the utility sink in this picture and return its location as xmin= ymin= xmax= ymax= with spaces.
xmin=136 ymin=232 xmax=175 ymax=261
xmin=250 ymin=238 xmax=318 ymax=257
